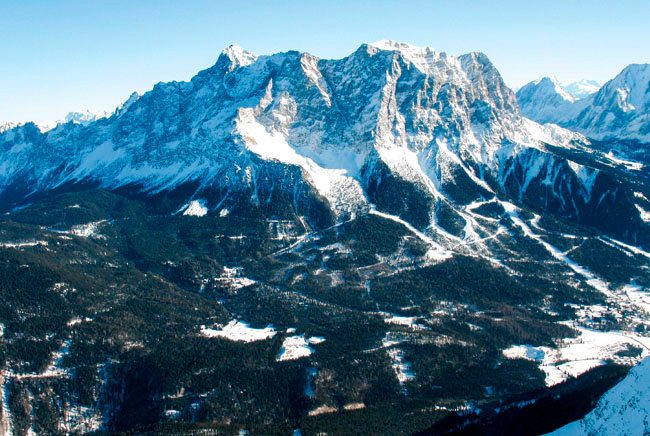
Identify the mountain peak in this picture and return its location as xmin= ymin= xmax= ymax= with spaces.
xmin=523 ymin=77 xmax=600 ymax=101
xmin=368 ymin=40 xmax=427 ymax=51
xmin=516 ymin=77 xmax=577 ymax=124
xmin=366 ymin=40 xmax=440 ymax=57
xmin=0 ymin=39 xmax=551 ymax=214
xmin=0 ymin=122 xmax=17 ymax=134
xmin=219 ymin=44 xmax=258 ymax=71
xmin=537 ymin=76 xmax=577 ymax=102
xmin=620 ymin=63 xmax=650 ymax=74
xmin=562 ymin=79 xmax=601 ymax=99
xmin=518 ymin=63 xmax=650 ymax=142
xmin=64 ymin=109 xmax=111 ymax=125
xmin=115 ymin=91 xmax=141 ymax=117
xmin=602 ymin=63 xmax=650 ymax=111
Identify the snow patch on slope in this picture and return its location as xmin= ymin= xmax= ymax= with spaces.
xmin=235 ymin=107 xmax=368 ymax=216
xmin=636 ymin=204 xmax=650 ymax=222
xmin=181 ymin=200 xmax=208 ymax=217
xmin=0 ymin=240 xmax=48 ymax=249
xmin=69 ymin=220 xmax=107 ymax=238
xmin=0 ymin=374 xmax=13 ymax=436
xmin=382 ymin=334 xmax=415 ymax=393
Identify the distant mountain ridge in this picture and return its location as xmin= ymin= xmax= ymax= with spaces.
xmin=1 ymin=109 xmax=112 ymax=134
xmin=517 ymin=65 xmax=650 ymax=143
xmin=562 ymin=79 xmax=601 ymax=99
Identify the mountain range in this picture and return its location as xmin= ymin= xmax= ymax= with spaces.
xmin=517 ymin=65 xmax=650 ymax=144
xmin=2 ymin=41 xmax=648 ymax=246
xmin=0 ymin=41 xmax=648 ymax=435
xmin=1 ymin=109 xmax=111 ymax=135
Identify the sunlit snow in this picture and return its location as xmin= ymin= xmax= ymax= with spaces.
xmin=182 ymin=200 xmax=208 ymax=217
xmin=503 ymin=326 xmax=650 ymax=387
xmin=635 ymin=204 xmax=650 ymax=222
xmin=547 ymin=357 xmax=650 ymax=435
xmin=277 ymin=335 xmax=325 ymax=361
xmin=69 ymin=220 xmax=107 ymax=238
xmin=624 ymin=283 xmax=650 ymax=314
xmin=200 ymin=320 xmax=276 ymax=342
xmin=308 ymin=405 xmax=337 ymax=416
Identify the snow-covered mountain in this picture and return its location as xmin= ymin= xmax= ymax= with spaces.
xmin=63 ymin=109 xmax=112 ymax=125
xmin=0 ymin=122 xmax=18 ymax=134
xmin=562 ymin=79 xmax=601 ymax=99
xmin=2 ymin=40 xmax=529 ymax=206
xmin=548 ymin=356 xmax=650 ymax=435
xmin=515 ymin=78 xmax=601 ymax=124
xmin=0 ymin=105 xmax=110 ymax=133
xmin=1 ymin=41 xmax=649 ymax=436
xmin=569 ymin=64 xmax=650 ymax=142
xmin=517 ymin=65 xmax=650 ymax=143
xmin=0 ymin=42 xmax=647 ymax=246
xmin=516 ymin=77 xmax=578 ymax=124
xmin=3 ymin=109 xmax=112 ymax=134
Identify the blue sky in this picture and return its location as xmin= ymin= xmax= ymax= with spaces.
xmin=1 ymin=0 xmax=649 ymax=123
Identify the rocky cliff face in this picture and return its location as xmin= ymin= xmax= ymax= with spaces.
xmin=1 ymin=41 xmax=647 ymax=246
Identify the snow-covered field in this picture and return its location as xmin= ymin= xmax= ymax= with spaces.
xmin=200 ymin=320 xmax=276 ymax=342
xmin=277 ymin=335 xmax=325 ymax=361
xmin=624 ymin=283 xmax=650 ymax=314
xmin=215 ymin=266 xmax=256 ymax=290
xmin=503 ymin=326 xmax=650 ymax=386
xmin=383 ymin=314 xmax=428 ymax=330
